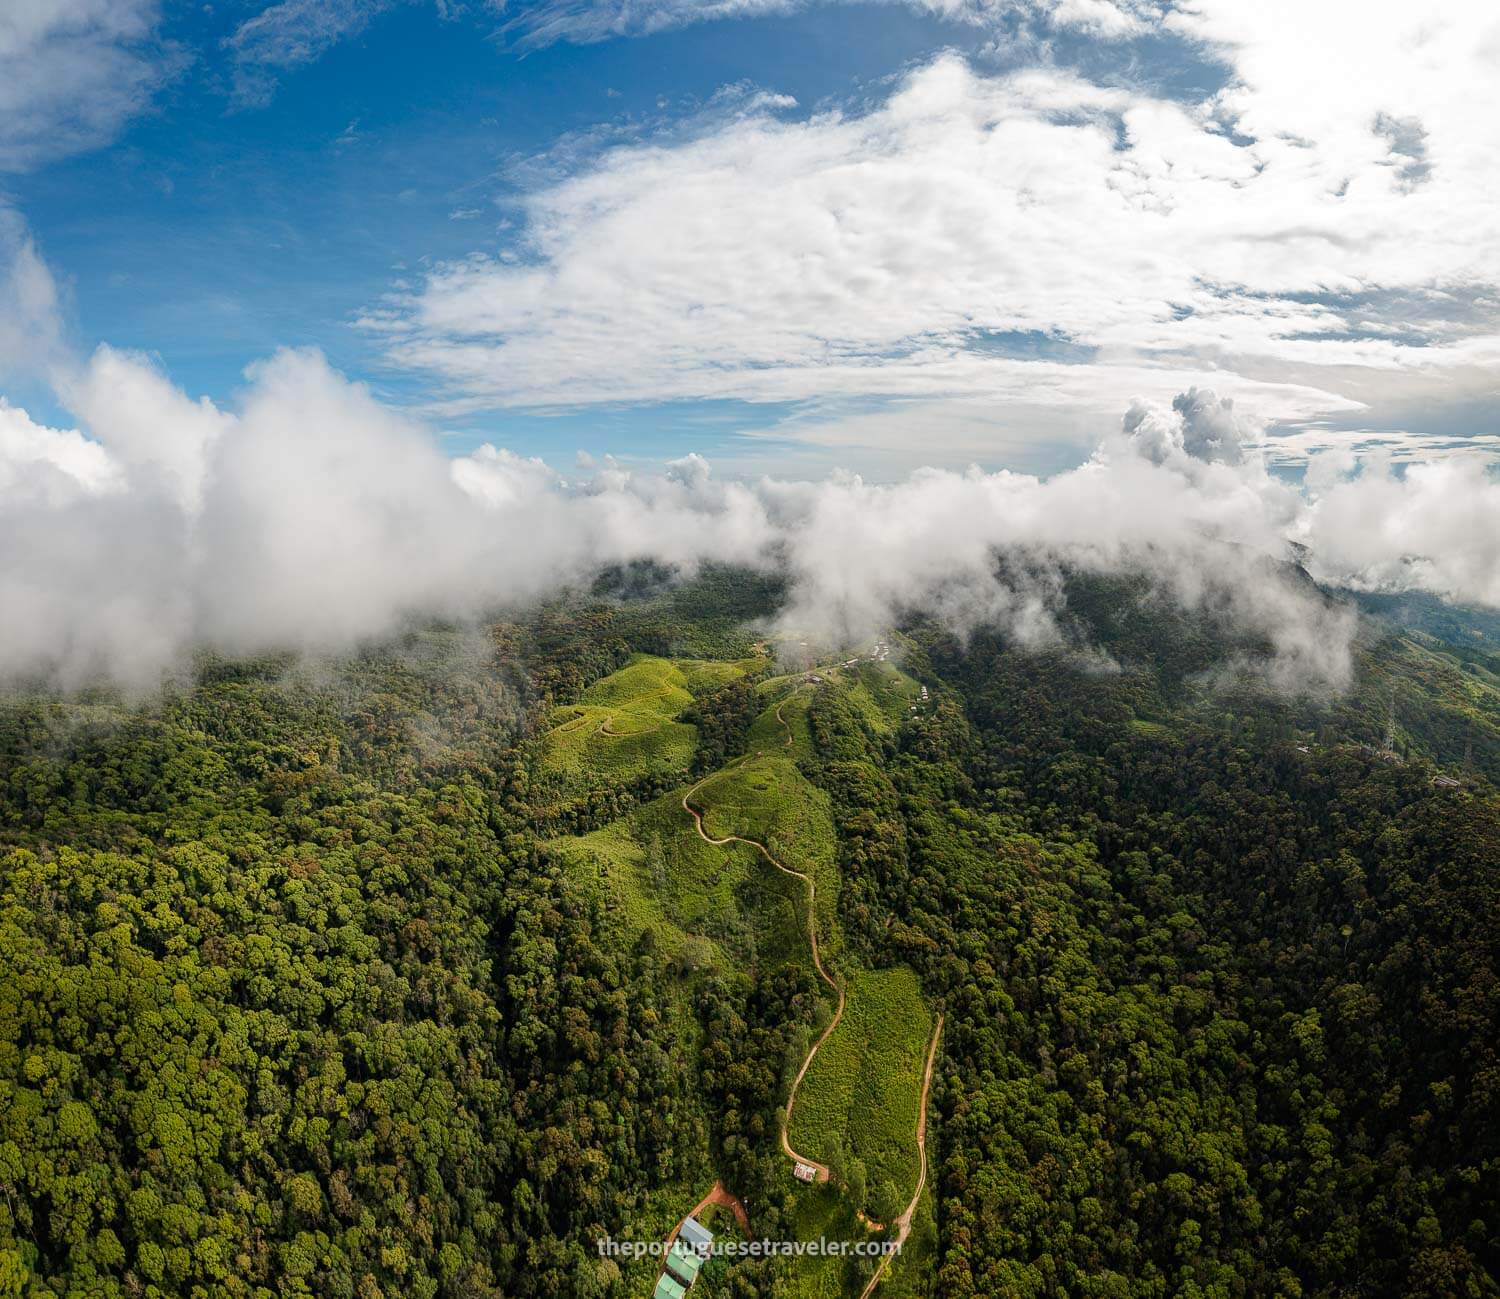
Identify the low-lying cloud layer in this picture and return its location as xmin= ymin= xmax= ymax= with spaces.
xmin=3 ymin=335 xmax=1497 ymax=692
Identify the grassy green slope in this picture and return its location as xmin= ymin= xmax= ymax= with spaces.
xmin=786 ymin=966 xmax=932 ymax=1195
xmin=546 ymin=792 xmax=814 ymax=979
xmin=537 ymin=655 xmax=698 ymax=787
xmin=538 ymin=651 xmax=936 ymax=1297
xmin=692 ymin=749 xmax=841 ymax=945
xmin=842 ymin=661 xmax=923 ymax=734
xmin=679 ymin=655 xmax=766 ymax=694
xmin=749 ymin=678 xmax=817 ymax=758
xmin=1356 ymin=635 xmax=1500 ymax=780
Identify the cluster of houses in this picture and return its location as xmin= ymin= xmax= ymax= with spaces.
xmin=653 ymin=1217 xmax=713 ymax=1299
xmin=840 ymin=639 xmax=892 ymax=669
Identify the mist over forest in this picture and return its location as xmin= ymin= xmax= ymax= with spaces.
xmin=1 ymin=2 xmax=1498 ymax=1297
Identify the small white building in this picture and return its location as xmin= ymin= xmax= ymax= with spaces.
xmin=793 ymin=1161 xmax=818 ymax=1183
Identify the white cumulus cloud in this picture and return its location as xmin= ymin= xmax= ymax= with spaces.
xmin=377 ymin=7 xmax=1500 ymax=462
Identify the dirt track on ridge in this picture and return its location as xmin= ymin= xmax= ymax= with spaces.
xmin=857 ymin=1014 xmax=943 ymax=1299
xmin=680 ymin=687 xmax=845 ymax=1182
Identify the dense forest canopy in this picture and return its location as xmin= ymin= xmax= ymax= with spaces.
xmin=0 ymin=566 xmax=1495 ymax=1298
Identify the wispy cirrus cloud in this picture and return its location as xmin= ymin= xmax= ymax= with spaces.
xmin=507 ymin=0 xmax=811 ymax=47
xmin=502 ymin=0 xmax=1156 ymax=48
xmin=223 ymin=0 xmax=401 ymax=107
xmin=224 ymin=0 xmax=474 ymax=107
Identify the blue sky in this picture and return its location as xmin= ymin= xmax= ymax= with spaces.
xmin=8 ymin=2 xmax=1025 ymax=466
xmin=2 ymin=0 xmax=1498 ymax=478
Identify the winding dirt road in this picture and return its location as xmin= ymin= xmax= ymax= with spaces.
xmin=680 ymin=686 xmax=846 ymax=1181
xmin=674 ymin=674 xmax=943 ymax=1297
xmin=857 ymin=1014 xmax=944 ymax=1299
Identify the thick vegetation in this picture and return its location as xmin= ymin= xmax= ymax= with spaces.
xmin=0 ymin=574 xmax=1496 ymax=1299
xmin=0 ymin=634 xmax=713 ymax=1299
xmin=800 ymin=589 xmax=1500 ymax=1298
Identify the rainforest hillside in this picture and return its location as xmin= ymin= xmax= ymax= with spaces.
xmin=0 ymin=569 xmax=1496 ymax=1299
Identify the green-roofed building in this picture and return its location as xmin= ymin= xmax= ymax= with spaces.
xmin=667 ymin=1240 xmax=704 ymax=1286
xmin=653 ymin=1273 xmax=687 ymax=1299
